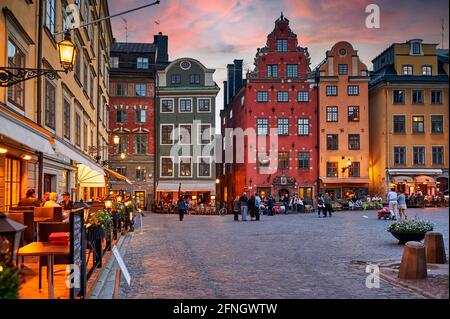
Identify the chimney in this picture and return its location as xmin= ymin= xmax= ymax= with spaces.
xmin=227 ymin=64 xmax=235 ymax=105
xmin=233 ymin=59 xmax=243 ymax=95
xmin=154 ymin=32 xmax=168 ymax=66
xmin=223 ymin=81 xmax=228 ymax=107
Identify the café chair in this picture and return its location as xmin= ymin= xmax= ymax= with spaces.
xmin=8 ymin=208 xmax=35 ymax=243
xmin=33 ymin=207 xmax=63 ymax=222
xmin=37 ymin=222 xmax=70 ymax=291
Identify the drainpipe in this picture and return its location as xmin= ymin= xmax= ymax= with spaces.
xmin=37 ymin=0 xmax=44 ymax=198
xmin=315 ymin=70 xmax=320 ymax=202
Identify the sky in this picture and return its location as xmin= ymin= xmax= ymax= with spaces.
xmin=108 ymin=0 xmax=449 ymax=130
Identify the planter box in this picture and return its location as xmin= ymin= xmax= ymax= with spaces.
xmin=390 ymin=232 xmax=426 ymax=245
xmin=87 ymin=225 xmax=105 ymax=243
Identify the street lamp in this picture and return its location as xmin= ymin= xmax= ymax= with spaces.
xmin=104 ymin=195 xmax=113 ymax=211
xmin=113 ymin=135 xmax=120 ymax=145
xmin=215 ymin=178 xmax=220 ymax=184
xmin=58 ymin=32 xmax=77 ymax=71
xmin=120 ymin=153 xmax=126 ymax=160
xmin=0 ymin=213 xmax=26 ymax=266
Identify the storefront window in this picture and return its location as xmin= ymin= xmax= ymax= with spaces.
xmin=5 ymin=157 xmax=21 ymax=208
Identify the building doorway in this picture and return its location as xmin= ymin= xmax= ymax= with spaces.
xmin=44 ymin=174 xmax=56 ymax=193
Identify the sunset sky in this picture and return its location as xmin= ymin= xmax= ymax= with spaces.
xmin=108 ymin=0 xmax=449 ymax=128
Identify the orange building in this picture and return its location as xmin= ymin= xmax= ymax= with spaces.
xmin=316 ymin=42 xmax=370 ymax=199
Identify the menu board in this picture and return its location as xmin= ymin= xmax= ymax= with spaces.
xmin=70 ymin=208 xmax=86 ymax=299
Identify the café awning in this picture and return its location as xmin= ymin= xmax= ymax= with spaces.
xmin=156 ymin=181 xmax=215 ymax=193
xmin=103 ymin=167 xmax=132 ymax=185
xmin=77 ymin=164 xmax=106 ymax=187
xmin=415 ymin=175 xmax=436 ymax=184
xmin=388 ymin=169 xmax=443 ymax=175
xmin=53 ymin=140 xmax=104 ymax=175
xmin=390 ymin=176 xmax=414 ymax=183
xmin=0 ymin=108 xmax=55 ymax=155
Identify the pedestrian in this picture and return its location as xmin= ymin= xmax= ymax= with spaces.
xmin=18 ymin=188 xmax=39 ymax=207
xmin=387 ymin=187 xmax=399 ymax=220
xmin=233 ymin=196 xmax=240 ymax=221
xmin=397 ymin=190 xmax=407 ymax=220
xmin=239 ymin=192 xmax=248 ymax=221
xmin=248 ymin=194 xmax=255 ymax=220
xmin=254 ymin=192 xmax=261 ymax=221
xmin=177 ymin=196 xmax=186 ymax=221
xmin=323 ymin=192 xmax=332 ymax=217
xmin=268 ymin=195 xmax=275 ymax=216
xmin=317 ymin=194 xmax=326 ymax=217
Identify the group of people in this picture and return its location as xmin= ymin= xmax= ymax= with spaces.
xmin=387 ymin=188 xmax=408 ymax=220
xmin=317 ymin=193 xmax=333 ymax=217
xmin=18 ymin=188 xmax=74 ymax=221
xmin=232 ymin=192 xmax=264 ymax=221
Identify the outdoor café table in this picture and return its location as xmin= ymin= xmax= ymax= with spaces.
xmin=18 ymin=242 xmax=70 ymax=299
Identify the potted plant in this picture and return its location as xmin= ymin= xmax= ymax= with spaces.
xmin=0 ymin=259 xmax=20 ymax=299
xmin=86 ymin=210 xmax=111 ymax=242
xmin=387 ymin=219 xmax=434 ymax=244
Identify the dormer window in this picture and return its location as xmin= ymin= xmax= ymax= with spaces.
xmin=409 ymin=40 xmax=423 ymax=55
xmin=276 ymin=39 xmax=288 ymax=52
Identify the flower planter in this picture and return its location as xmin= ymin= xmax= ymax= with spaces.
xmin=86 ymin=225 xmax=105 ymax=243
xmin=390 ymin=232 xmax=426 ymax=245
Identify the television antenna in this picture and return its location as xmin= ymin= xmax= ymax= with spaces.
xmin=121 ymin=17 xmax=128 ymax=43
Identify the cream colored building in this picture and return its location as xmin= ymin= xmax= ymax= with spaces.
xmin=0 ymin=0 xmax=113 ymax=209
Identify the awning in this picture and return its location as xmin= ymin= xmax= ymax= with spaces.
xmin=390 ymin=176 xmax=414 ymax=183
xmin=103 ymin=167 xmax=132 ymax=185
xmin=77 ymin=164 xmax=106 ymax=187
xmin=415 ymin=175 xmax=436 ymax=184
xmin=0 ymin=109 xmax=55 ymax=155
xmin=388 ymin=169 xmax=443 ymax=175
xmin=157 ymin=181 xmax=215 ymax=193
xmin=53 ymin=140 xmax=104 ymax=175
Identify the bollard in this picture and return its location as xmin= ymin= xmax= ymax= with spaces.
xmin=424 ymin=232 xmax=447 ymax=264
xmin=398 ymin=241 xmax=427 ymax=279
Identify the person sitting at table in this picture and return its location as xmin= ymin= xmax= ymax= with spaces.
xmin=18 ymin=188 xmax=40 ymax=207
xmin=39 ymin=191 xmax=51 ymax=207
xmin=44 ymin=192 xmax=61 ymax=208
xmin=59 ymin=191 xmax=73 ymax=221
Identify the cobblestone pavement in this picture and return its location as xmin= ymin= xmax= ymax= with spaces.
xmin=120 ymin=208 xmax=449 ymax=299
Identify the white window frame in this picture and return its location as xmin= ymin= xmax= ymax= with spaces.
xmin=160 ymin=156 xmax=174 ymax=178
xmin=411 ymin=114 xmax=425 ymax=134
xmin=393 ymin=145 xmax=407 ymax=166
xmin=160 ymin=98 xmax=175 ymax=113
xmin=198 ymin=123 xmax=212 ymax=145
xmin=197 ymin=98 xmax=212 ymax=113
xmin=412 ymin=145 xmax=426 ymax=166
xmin=178 ymin=156 xmax=193 ymax=178
xmin=197 ymin=156 xmax=212 ymax=178
xmin=178 ymin=98 xmax=193 ymax=113
xmin=178 ymin=123 xmax=192 ymax=145
xmin=160 ymin=124 xmax=175 ymax=145
xmin=431 ymin=145 xmax=445 ymax=166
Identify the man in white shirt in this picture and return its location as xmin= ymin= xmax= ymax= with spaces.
xmin=387 ymin=188 xmax=398 ymax=220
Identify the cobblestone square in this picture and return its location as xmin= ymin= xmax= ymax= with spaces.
xmin=120 ymin=208 xmax=449 ymax=299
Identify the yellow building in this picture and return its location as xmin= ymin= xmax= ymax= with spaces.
xmin=0 ymin=0 xmax=113 ymax=209
xmin=369 ymin=39 xmax=449 ymax=197
xmin=317 ymin=41 xmax=370 ymax=199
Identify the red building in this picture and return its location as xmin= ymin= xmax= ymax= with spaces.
xmin=218 ymin=14 xmax=318 ymax=206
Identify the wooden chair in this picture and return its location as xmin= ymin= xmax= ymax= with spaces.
xmin=33 ymin=207 xmax=63 ymax=222
xmin=37 ymin=222 xmax=70 ymax=290
xmin=7 ymin=209 xmax=34 ymax=242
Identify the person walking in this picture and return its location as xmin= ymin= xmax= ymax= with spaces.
xmin=387 ymin=187 xmax=399 ymax=220
xmin=323 ymin=192 xmax=332 ymax=217
xmin=233 ymin=196 xmax=240 ymax=221
xmin=268 ymin=195 xmax=275 ymax=216
xmin=397 ymin=190 xmax=407 ymax=220
xmin=317 ymin=194 xmax=326 ymax=217
xmin=177 ymin=196 xmax=186 ymax=221
xmin=239 ymin=192 xmax=249 ymax=221
xmin=254 ymin=193 xmax=261 ymax=221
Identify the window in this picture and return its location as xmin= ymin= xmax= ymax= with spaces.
xmin=161 ymin=157 xmax=174 ymax=177
xmin=298 ymin=152 xmax=310 ymax=169
xmin=75 ymin=114 xmax=81 ymax=146
xmin=83 ymin=123 xmax=88 ymax=151
xmin=161 ymin=125 xmax=174 ymax=145
xmin=326 ymin=86 xmax=337 ymax=96
xmin=4 ymin=157 xmax=21 ymax=209
xmin=287 ymin=64 xmax=298 ymax=78
xmin=161 ymin=99 xmax=174 ymax=112
xmin=134 ymin=134 xmax=147 ymax=154
xmin=89 ymin=71 xmax=94 ymax=104
xmin=347 ymin=85 xmax=359 ymax=96
xmin=412 ymin=42 xmax=421 ymax=54
xmin=412 ymin=90 xmax=424 ymax=104
xmin=179 ymin=99 xmax=192 ymax=112
xmin=326 ymin=107 xmax=338 ymax=122
xmin=83 ymin=60 xmax=88 ymax=91
xmin=189 ymin=74 xmax=200 ymax=84
xmin=327 ymin=134 xmax=338 ymax=150
xmin=75 ymin=41 xmax=81 ymax=81
xmin=338 ymin=64 xmax=348 ymax=75
xmin=394 ymin=147 xmax=406 ymax=165
xmin=413 ymin=147 xmax=425 ymax=165
xmin=257 ymin=118 xmax=269 ymax=136
xmin=348 ymin=134 xmax=360 ymax=150
xmin=431 ymin=90 xmax=443 ymax=104
xmin=277 ymin=118 xmax=289 ymax=136
xmin=45 ymin=80 xmax=56 ymax=129
xmin=198 ymin=99 xmax=211 ymax=112
xmin=326 ymin=162 xmax=338 ymax=177
xmin=422 ymin=65 xmax=432 ymax=75
xmin=136 ymin=110 xmax=146 ymax=123
xmin=431 ymin=115 xmax=444 ymax=133
xmin=297 ymin=91 xmax=309 ymax=102
xmin=348 ymin=106 xmax=359 ymax=122
xmin=179 ymin=157 xmax=192 ymax=177
xmin=136 ymin=168 xmax=146 ymax=182
xmin=116 ymin=83 xmax=127 ymax=96
xmin=393 ymin=90 xmax=405 ymax=104
xmin=402 ymin=65 xmax=413 ymax=75
xmin=267 ymin=65 xmax=278 ymax=78
xmin=116 ymin=110 xmax=127 ymax=123
xmin=276 ymin=39 xmax=288 ymax=52
xmin=45 ymin=0 xmax=57 ymax=35
xmin=198 ymin=157 xmax=211 ymax=177
xmin=412 ymin=116 xmax=425 ymax=133
xmin=116 ymin=167 xmax=126 ymax=177
xmin=7 ymin=39 xmax=25 ymax=108
xmin=110 ymin=57 xmax=119 ymax=68
xmin=116 ymin=135 xmax=128 ymax=154
xmin=199 ymin=124 xmax=211 ymax=144
xmin=277 ymin=91 xmax=289 ymax=102
xmin=63 ymin=99 xmax=71 ymax=139
xmin=278 ymin=152 xmax=290 ymax=169
xmin=257 ymin=91 xmax=268 ymax=102
xmin=297 ymin=118 xmax=310 ymax=136
xmin=393 ymin=115 xmax=406 ymax=133
xmin=179 ymin=124 xmax=192 ymax=145
xmin=137 ymin=57 xmax=149 ymax=69
xmin=171 ymin=74 xmax=181 ymax=84
xmin=432 ymin=147 xmax=444 ymax=165
xmin=135 ymin=84 xmax=147 ymax=96
xmin=349 ymin=162 xmax=360 ymax=177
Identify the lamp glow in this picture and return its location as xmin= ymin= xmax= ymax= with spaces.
xmin=58 ymin=32 xmax=76 ymax=71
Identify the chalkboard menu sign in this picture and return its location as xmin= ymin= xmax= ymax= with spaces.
xmin=70 ymin=208 xmax=87 ymax=299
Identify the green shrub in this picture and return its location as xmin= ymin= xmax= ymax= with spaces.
xmin=0 ymin=260 xmax=20 ymax=299
xmin=387 ymin=219 xmax=434 ymax=234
